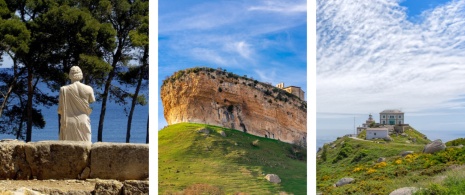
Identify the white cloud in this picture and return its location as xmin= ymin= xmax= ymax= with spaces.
xmin=317 ymin=0 xmax=465 ymax=116
xmin=248 ymin=1 xmax=306 ymax=14
xmin=190 ymin=48 xmax=229 ymax=66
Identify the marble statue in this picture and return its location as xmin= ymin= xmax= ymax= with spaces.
xmin=58 ymin=66 xmax=95 ymax=141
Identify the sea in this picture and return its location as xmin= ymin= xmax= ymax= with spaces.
xmin=0 ymin=101 xmax=148 ymax=143
xmin=317 ymin=128 xmax=465 ymax=151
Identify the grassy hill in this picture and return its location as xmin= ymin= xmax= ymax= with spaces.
xmin=317 ymin=126 xmax=465 ymax=194
xmin=158 ymin=123 xmax=307 ymax=194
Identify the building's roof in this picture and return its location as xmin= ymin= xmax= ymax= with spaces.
xmin=380 ymin=109 xmax=403 ymax=114
xmin=367 ymin=128 xmax=388 ymax=131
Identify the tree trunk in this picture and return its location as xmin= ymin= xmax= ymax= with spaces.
xmin=97 ymin=41 xmax=124 ymax=142
xmin=126 ymin=67 xmax=143 ymax=143
xmin=126 ymin=45 xmax=148 ymax=143
xmin=0 ymin=57 xmax=23 ymax=118
xmin=146 ymin=114 xmax=148 ymax=144
xmin=26 ymin=67 xmax=33 ymax=142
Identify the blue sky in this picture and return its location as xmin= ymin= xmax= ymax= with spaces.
xmin=317 ymin=0 xmax=465 ymax=142
xmin=158 ymin=0 xmax=307 ymax=129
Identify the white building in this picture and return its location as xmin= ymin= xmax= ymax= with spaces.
xmin=366 ymin=128 xmax=389 ymax=140
xmin=379 ymin=109 xmax=404 ymax=125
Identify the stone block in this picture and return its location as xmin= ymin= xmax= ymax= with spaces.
xmin=0 ymin=140 xmax=29 ymax=179
xmin=90 ymin=143 xmax=148 ymax=180
xmin=24 ymin=141 xmax=91 ymax=179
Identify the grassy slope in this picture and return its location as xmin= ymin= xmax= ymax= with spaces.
xmin=158 ymin=123 xmax=306 ymax=194
xmin=317 ymin=126 xmax=465 ymax=194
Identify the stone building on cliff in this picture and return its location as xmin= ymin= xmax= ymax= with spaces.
xmin=276 ymin=83 xmax=305 ymax=100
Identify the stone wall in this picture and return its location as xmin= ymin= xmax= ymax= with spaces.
xmin=161 ymin=68 xmax=307 ymax=146
xmin=0 ymin=140 xmax=148 ymax=180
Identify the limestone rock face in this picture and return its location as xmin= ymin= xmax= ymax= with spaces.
xmin=24 ymin=141 xmax=91 ymax=179
xmin=90 ymin=143 xmax=148 ymax=180
xmin=423 ymin=139 xmax=446 ymax=154
xmin=265 ymin=174 xmax=281 ymax=183
xmin=161 ymin=68 xmax=307 ymax=145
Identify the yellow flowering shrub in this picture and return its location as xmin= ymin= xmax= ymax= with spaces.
xmin=395 ymin=159 xmax=402 ymax=164
xmin=374 ymin=161 xmax=387 ymax=168
xmin=352 ymin=167 xmax=363 ymax=173
xmin=366 ymin=168 xmax=376 ymax=174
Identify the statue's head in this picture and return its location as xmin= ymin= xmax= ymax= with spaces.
xmin=69 ymin=66 xmax=83 ymax=82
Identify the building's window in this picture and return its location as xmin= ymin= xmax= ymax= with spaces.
xmin=374 ymin=133 xmax=377 ymax=136
xmin=399 ymin=115 xmax=402 ymax=118
xmin=399 ymin=121 xmax=402 ymax=124
xmin=383 ymin=115 xmax=385 ymax=118
xmin=390 ymin=116 xmax=394 ymax=119
xmin=382 ymin=121 xmax=385 ymax=124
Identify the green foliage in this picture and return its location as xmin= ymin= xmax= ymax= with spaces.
xmin=446 ymin=138 xmax=465 ymax=147
xmin=0 ymin=17 xmax=30 ymax=53
xmin=351 ymin=149 xmax=368 ymax=163
xmin=317 ymin=128 xmax=465 ymax=195
xmin=332 ymin=142 xmax=352 ymax=163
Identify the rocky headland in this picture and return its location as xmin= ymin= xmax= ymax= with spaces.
xmin=161 ymin=67 xmax=307 ymax=146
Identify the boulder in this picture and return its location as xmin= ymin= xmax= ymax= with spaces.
xmin=423 ymin=139 xmax=446 ymax=154
xmin=399 ymin=151 xmax=414 ymax=157
xmin=90 ymin=143 xmax=148 ymax=180
xmin=335 ymin=177 xmax=354 ymax=187
xmin=389 ymin=187 xmax=419 ymax=195
xmin=377 ymin=157 xmax=386 ymax=163
xmin=384 ymin=136 xmax=393 ymax=141
xmin=197 ymin=128 xmax=210 ymax=135
xmin=220 ymin=131 xmax=227 ymax=137
xmin=24 ymin=141 xmax=91 ymax=179
xmin=94 ymin=180 xmax=123 ymax=195
xmin=265 ymin=174 xmax=281 ymax=183
xmin=122 ymin=180 xmax=149 ymax=195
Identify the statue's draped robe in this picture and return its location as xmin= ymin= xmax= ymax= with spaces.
xmin=58 ymin=82 xmax=95 ymax=141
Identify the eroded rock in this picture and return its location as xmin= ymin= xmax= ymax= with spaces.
xmin=94 ymin=180 xmax=123 ymax=195
xmin=122 ymin=180 xmax=149 ymax=195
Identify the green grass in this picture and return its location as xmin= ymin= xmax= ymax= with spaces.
xmin=158 ymin=123 xmax=306 ymax=195
xmin=317 ymin=127 xmax=465 ymax=194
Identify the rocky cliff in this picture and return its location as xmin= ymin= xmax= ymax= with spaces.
xmin=161 ymin=67 xmax=307 ymax=145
